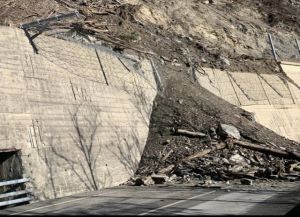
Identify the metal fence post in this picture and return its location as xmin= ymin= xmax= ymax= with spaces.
xmin=296 ymin=39 xmax=300 ymax=57
xmin=268 ymin=33 xmax=278 ymax=62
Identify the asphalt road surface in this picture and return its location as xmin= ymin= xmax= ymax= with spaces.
xmin=2 ymin=185 xmax=300 ymax=215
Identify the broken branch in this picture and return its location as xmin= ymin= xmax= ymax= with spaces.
xmin=158 ymin=142 xmax=226 ymax=174
xmin=231 ymin=139 xmax=300 ymax=161
xmin=183 ymin=143 xmax=226 ymax=161
xmin=175 ymin=129 xmax=206 ymax=138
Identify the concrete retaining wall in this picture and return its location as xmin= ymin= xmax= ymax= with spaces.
xmin=196 ymin=65 xmax=300 ymax=143
xmin=0 ymin=27 xmax=157 ymax=200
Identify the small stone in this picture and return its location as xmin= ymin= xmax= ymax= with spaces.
xmin=222 ymin=158 xmax=230 ymax=164
xmin=134 ymin=176 xmax=154 ymax=186
xmin=79 ymin=0 xmax=87 ymax=5
xmin=229 ymin=165 xmax=244 ymax=173
xmin=203 ymin=0 xmax=209 ymax=4
xmin=186 ymin=36 xmax=193 ymax=41
xmin=229 ymin=154 xmax=248 ymax=165
xmin=178 ymin=99 xmax=184 ymax=104
xmin=255 ymin=168 xmax=266 ymax=177
xmin=168 ymin=174 xmax=177 ymax=183
xmin=205 ymin=179 xmax=212 ymax=185
xmin=174 ymin=166 xmax=190 ymax=177
xmin=162 ymin=140 xmax=171 ymax=145
xmin=240 ymin=178 xmax=253 ymax=185
xmin=220 ymin=56 xmax=230 ymax=66
xmin=183 ymin=175 xmax=191 ymax=182
xmin=217 ymin=123 xmax=241 ymax=140
xmin=270 ymin=174 xmax=279 ymax=179
xmin=144 ymin=176 xmax=155 ymax=185
xmin=201 ymin=57 xmax=207 ymax=63
xmin=151 ymin=174 xmax=169 ymax=184
xmin=134 ymin=177 xmax=144 ymax=186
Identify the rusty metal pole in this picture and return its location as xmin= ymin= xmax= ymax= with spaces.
xmin=268 ymin=33 xmax=278 ymax=62
xmin=19 ymin=10 xmax=80 ymax=30
xmin=296 ymin=39 xmax=300 ymax=57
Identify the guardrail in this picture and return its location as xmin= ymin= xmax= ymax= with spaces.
xmin=0 ymin=178 xmax=32 ymax=208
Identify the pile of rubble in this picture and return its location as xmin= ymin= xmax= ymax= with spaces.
xmin=126 ymin=123 xmax=300 ymax=188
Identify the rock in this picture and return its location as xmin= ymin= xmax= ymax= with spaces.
xmin=217 ymin=123 xmax=241 ymax=140
xmin=125 ymin=177 xmax=136 ymax=186
xmin=255 ymin=168 xmax=266 ymax=177
xmin=209 ymin=127 xmax=217 ymax=135
xmin=264 ymin=167 xmax=273 ymax=177
xmin=174 ymin=166 xmax=190 ymax=177
xmin=203 ymin=0 xmax=215 ymax=4
xmin=222 ymin=158 xmax=230 ymax=165
xmin=240 ymin=178 xmax=253 ymax=185
xmin=201 ymin=57 xmax=207 ymax=63
xmin=151 ymin=174 xmax=169 ymax=184
xmin=204 ymin=179 xmax=212 ymax=185
xmin=186 ymin=36 xmax=193 ymax=41
xmin=178 ymin=99 xmax=184 ymax=104
xmin=209 ymin=127 xmax=218 ymax=139
xmin=270 ymin=174 xmax=279 ymax=179
xmin=229 ymin=154 xmax=248 ymax=165
xmin=135 ymin=176 xmax=154 ymax=186
xmin=86 ymin=35 xmax=97 ymax=43
xmin=183 ymin=175 xmax=191 ymax=182
xmin=79 ymin=0 xmax=87 ymax=6
xmin=220 ymin=56 xmax=230 ymax=66
xmin=167 ymin=174 xmax=177 ymax=183
xmin=241 ymin=111 xmax=255 ymax=122
xmin=228 ymin=165 xmax=244 ymax=173
xmin=162 ymin=140 xmax=171 ymax=145
xmin=134 ymin=177 xmax=144 ymax=186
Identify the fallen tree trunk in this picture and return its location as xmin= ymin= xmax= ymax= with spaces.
xmin=158 ymin=143 xmax=226 ymax=174
xmin=175 ymin=129 xmax=206 ymax=138
xmin=231 ymin=140 xmax=300 ymax=161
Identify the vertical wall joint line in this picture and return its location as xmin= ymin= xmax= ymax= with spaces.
xmin=257 ymin=73 xmax=271 ymax=105
xmin=95 ymin=49 xmax=109 ymax=86
xmin=118 ymin=57 xmax=131 ymax=72
xmin=226 ymin=70 xmax=242 ymax=106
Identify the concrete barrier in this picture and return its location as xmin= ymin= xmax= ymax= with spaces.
xmin=0 ymin=27 xmax=157 ymax=200
xmin=196 ymin=66 xmax=300 ymax=143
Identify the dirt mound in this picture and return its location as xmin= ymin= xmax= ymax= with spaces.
xmin=134 ymin=66 xmax=300 ymax=186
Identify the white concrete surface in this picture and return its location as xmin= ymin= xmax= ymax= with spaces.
xmin=0 ymin=27 xmax=158 ymax=200
xmin=196 ymin=65 xmax=300 ymax=143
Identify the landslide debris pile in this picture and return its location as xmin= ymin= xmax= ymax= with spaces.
xmin=1 ymin=0 xmax=300 ymax=187
xmin=131 ymin=72 xmax=300 ymax=188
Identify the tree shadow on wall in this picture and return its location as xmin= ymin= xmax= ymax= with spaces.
xmin=36 ymin=102 xmax=112 ymax=199
xmin=120 ymin=73 xmax=154 ymax=126
xmin=103 ymin=71 xmax=156 ymax=176
xmin=106 ymin=127 xmax=144 ymax=176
